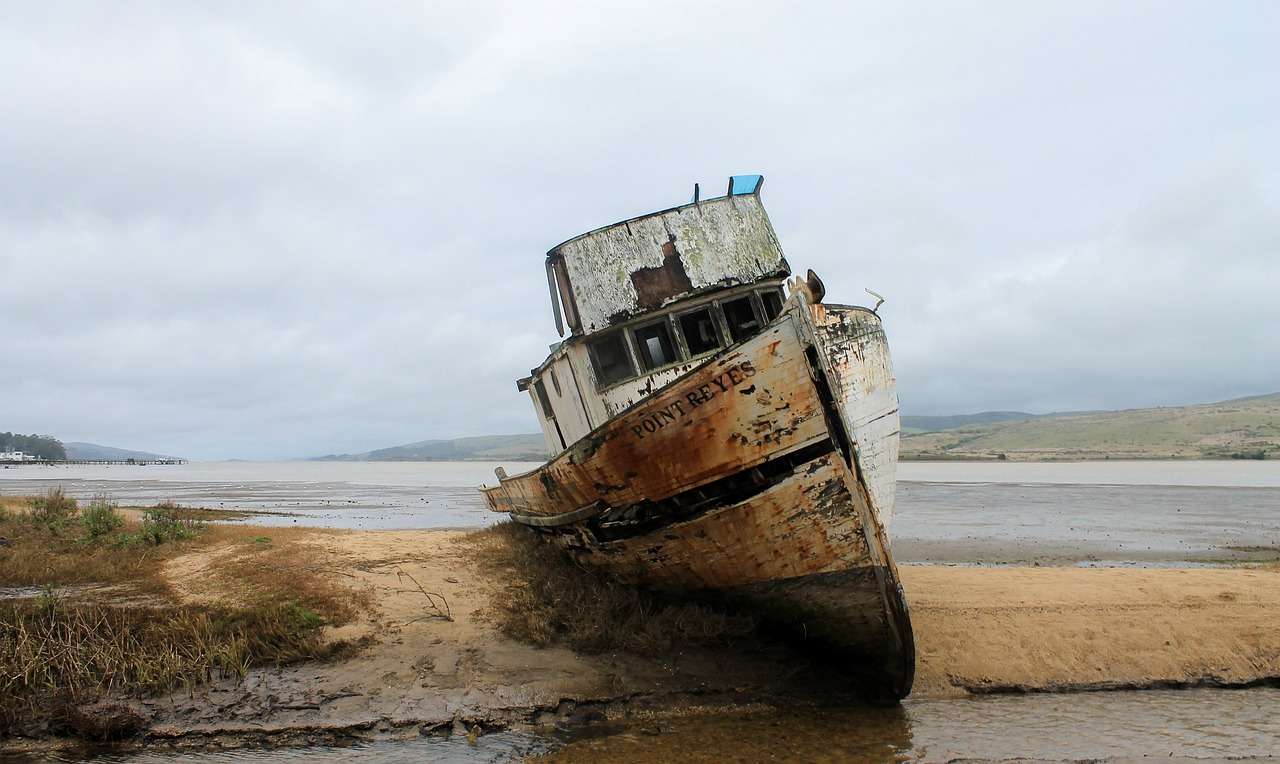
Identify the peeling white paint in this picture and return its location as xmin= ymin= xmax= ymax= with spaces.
xmin=552 ymin=195 xmax=789 ymax=334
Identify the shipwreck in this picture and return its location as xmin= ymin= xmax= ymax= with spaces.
xmin=481 ymin=175 xmax=914 ymax=698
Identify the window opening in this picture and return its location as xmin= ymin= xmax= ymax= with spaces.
xmin=588 ymin=332 xmax=634 ymax=387
xmin=533 ymin=379 xmax=555 ymax=419
xmin=634 ymin=321 xmax=677 ymax=370
xmin=722 ymin=296 xmax=761 ymax=343
xmin=760 ymin=289 xmax=784 ymax=321
xmin=678 ymin=308 xmax=722 ymax=357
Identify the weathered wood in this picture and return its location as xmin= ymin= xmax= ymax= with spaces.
xmin=551 ymin=194 xmax=790 ymax=335
xmin=571 ymin=454 xmax=867 ymax=583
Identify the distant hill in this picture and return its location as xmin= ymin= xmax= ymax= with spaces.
xmin=312 ymin=433 xmax=549 ymax=463
xmin=901 ymin=410 xmax=1102 ymax=434
xmin=900 ymin=393 xmax=1280 ymax=461
xmin=64 ymin=442 xmax=180 ymax=461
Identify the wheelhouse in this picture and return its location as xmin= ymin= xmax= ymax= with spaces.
xmin=517 ymin=176 xmax=793 ymax=455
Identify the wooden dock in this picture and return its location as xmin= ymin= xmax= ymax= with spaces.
xmin=0 ymin=459 xmax=188 ymax=467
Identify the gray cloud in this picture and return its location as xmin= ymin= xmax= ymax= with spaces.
xmin=2 ymin=1 xmax=1276 ymax=459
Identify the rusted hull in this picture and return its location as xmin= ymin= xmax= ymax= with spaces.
xmin=483 ymin=299 xmax=914 ymax=698
xmin=540 ymin=449 xmax=913 ymax=697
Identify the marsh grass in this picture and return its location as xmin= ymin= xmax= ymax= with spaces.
xmin=0 ymin=492 xmax=365 ymax=740
xmin=24 ymin=487 xmax=78 ymax=534
xmin=469 ymin=521 xmax=757 ymax=656
xmin=0 ymin=510 xmax=165 ymax=594
xmin=78 ymin=494 xmax=124 ymax=541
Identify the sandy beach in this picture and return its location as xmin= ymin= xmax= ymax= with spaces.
xmin=122 ymin=527 xmax=1280 ymax=746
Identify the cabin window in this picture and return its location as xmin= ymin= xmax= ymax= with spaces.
xmin=678 ymin=308 xmax=722 ymax=357
xmin=634 ymin=321 xmax=677 ymax=370
xmin=722 ymin=296 xmax=761 ymax=343
xmin=588 ymin=332 xmax=634 ymax=387
xmin=533 ymin=378 xmax=555 ymax=419
xmin=760 ymin=289 xmax=784 ymax=321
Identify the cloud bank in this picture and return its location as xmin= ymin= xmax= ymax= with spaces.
xmin=2 ymin=1 xmax=1276 ymax=459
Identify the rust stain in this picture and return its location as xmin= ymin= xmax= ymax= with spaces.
xmin=487 ymin=321 xmax=827 ymax=516
xmin=629 ymin=234 xmax=693 ymax=309
xmin=564 ymin=453 xmax=871 ymax=590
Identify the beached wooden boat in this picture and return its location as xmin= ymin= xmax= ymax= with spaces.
xmin=481 ymin=176 xmax=914 ymax=698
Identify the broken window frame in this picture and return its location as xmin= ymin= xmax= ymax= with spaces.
xmin=675 ymin=306 xmax=723 ymax=359
xmin=758 ymin=287 xmax=785 ymax=322
xmin=720 ymin=293 xmax=765 ymax=344
xmin=633 ymin=319 xmax=679 ymax=372
xmin=587 ymin=330 xmax=637 ymax=388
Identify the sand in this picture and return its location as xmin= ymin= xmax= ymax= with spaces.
xmin=131 ymin=529 xmax=1280 ymax=745
xmin=901 ymin=565 xmax=1280 ymax=695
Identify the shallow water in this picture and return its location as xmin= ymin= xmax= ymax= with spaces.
xmin=3 ymin=461 xmax=1278 ymax=563
xmin=898 ymin=459 xmax=1280 ymax=487
xmin=894 ymin=481 xmax=1280 ymax=564
xmin=0 ymin=461 xmax=518 ymax=529
xmin=3 ymin=688 xmax=1276 ymax=763
xmin=538 ymin=688 xmax=1280 ymax=762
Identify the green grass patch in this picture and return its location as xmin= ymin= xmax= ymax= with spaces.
xmin=78 ymin=494 xmax=124 ymax=542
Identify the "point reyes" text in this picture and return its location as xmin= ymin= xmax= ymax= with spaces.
xmin=629 ymin=360 xmax=757 ymax=440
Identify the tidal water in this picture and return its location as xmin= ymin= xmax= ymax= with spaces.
xmin=4 ymin=460 xmax=1278 ymax=564
xmin=2 ymin=688 xmax=1277 ymax=763
xmin=3 ymin=460 xmax=1280 ymax=761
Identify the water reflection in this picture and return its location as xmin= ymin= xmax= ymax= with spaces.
xmin=540 ymin=688 xmax=1280 ymax=763
xmin=537 ymin=704 xmax=913 ymax=763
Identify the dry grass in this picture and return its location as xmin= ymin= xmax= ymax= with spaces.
xmin=189 ymin=524 xmax=366 ymax=628
xmin=468 ymin=521 xmax=757 ymax=656
xmin=0 ymin=491 xmax=366 ymax=740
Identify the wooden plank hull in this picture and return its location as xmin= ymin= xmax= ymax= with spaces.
xmin=483 ymin=299 xmax=914 ymax=699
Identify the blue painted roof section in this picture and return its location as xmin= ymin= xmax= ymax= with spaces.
xmin=730 ymin=174 xmax=764 ymax=195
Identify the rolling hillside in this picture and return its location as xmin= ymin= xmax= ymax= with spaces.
xmin=901 ymin=410 xmax=1101 ymax=434
xmin=64 ymin=442 xmax=180 ymax=461
xmin=311 ymin=434 xmax=548 ymax=462
xmin=900 ymin=393 xmax=1280 ymax=461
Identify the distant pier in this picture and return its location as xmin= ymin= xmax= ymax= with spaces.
xmin=1 ymin=458 xmax=188 ymax=467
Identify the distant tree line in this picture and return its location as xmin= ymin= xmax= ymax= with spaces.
xmin=0 ymin=432 xmax=67 ymax=460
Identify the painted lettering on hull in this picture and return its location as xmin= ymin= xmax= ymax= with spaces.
xmin=629 ymin=360 xmax=757 ymax=440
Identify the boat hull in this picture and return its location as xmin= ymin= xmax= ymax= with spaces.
xmin=483 ymin=299 xmax=914 ymax=698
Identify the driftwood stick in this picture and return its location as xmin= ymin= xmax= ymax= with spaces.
xmin=395 ymin=566 xmax=453 ymax=622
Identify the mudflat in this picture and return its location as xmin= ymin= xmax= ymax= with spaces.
xmin=131 ymin=528 xmax=1280 ymax=744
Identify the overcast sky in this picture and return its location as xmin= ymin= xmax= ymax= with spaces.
xmin=2 ymin=1 xmax=1277 ymax=460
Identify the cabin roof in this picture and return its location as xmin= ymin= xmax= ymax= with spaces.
xmin=544 ymin=177 xmax=790 ymax=336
